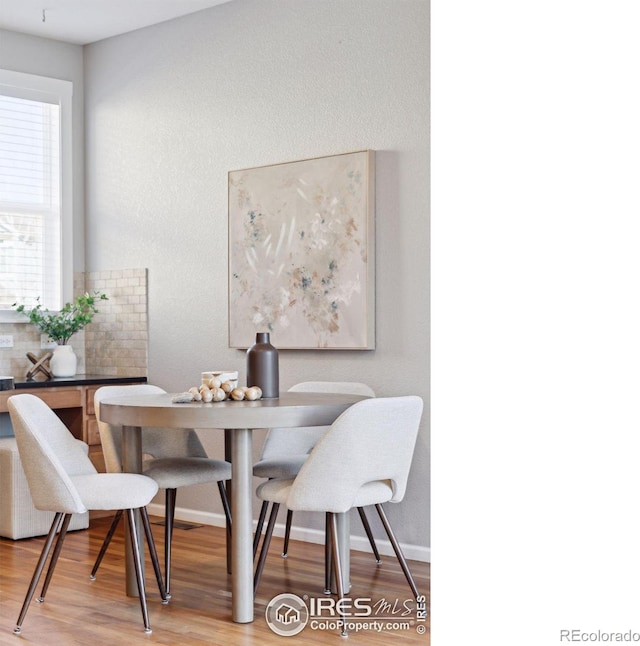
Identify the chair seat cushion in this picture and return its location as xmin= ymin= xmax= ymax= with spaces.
xmin=72 ymin=474 xmax=158 ymax=510
xmin=143 ymin=457 xmax=232 ymax=489
xmin=256 ymin=478 xmax=394 ymax=512
xmin=253 ymin=455 xmax=307 ymax=479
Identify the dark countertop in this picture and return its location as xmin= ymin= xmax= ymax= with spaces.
xmin=13 ymin=374 xmax=147 ymax=389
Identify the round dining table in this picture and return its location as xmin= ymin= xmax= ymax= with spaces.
xmin=100 ymin=390 xmax=368 ymax=623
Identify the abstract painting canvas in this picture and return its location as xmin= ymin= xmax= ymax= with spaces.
xmin=228 ymin=150 xmax=375 ymax=349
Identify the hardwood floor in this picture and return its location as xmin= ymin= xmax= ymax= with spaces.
xmin=0 ymin=515 xmax=430 ymax=645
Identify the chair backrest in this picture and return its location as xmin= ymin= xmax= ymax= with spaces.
xmin=8 ymin=394 xmax=96 ymax=514
xmin=286 ymin=396 xmax=423 ymax=513
xmin=94 ymin=384 xmax=208 ymax=473
xmin=259 ymin=381 xmax=375 ymax=459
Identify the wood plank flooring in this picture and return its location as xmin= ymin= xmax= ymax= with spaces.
xmin=0 ymin=516 xmax=430 ymax=645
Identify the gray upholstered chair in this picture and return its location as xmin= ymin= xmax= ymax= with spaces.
xmin=253 ymin=381 xmax=381 ymax=576
xmin=253 ymin=395 xmax=423 ymax=634
xmin=8 ymin=394 xmax=166 ymax=635
xmin=91 ymin=384 xmax=232 ymax=597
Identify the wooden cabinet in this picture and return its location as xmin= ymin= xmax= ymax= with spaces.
xmin=0 ymin=378 xmax=146 ymax=472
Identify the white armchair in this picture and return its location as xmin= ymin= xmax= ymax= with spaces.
xmin=91 ymin=384 xmax=232 ymax=598
xmin=8 ymin=394 xmax=166 ymax=634
xmin=253 ymin=395 xmax=424 ymax=635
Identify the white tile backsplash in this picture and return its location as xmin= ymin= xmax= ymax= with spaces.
xmin=0 ymin=269 xmax=148 ymax=379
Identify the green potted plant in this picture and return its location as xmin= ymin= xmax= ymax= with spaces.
xmin=13 ymin=291 xmax=108 ymax=377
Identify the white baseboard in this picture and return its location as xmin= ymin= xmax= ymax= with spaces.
xmin=148 ymin=503 xmax=430 ymax=564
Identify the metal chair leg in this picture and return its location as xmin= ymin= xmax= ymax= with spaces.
xmin=321 ymin=508 xmax=380 ymax=595
xmin=357 ymin=506 xmax=382 ymax=563
xmin=324 ymin=513 xmax=332 ymax=594
xmin=374 ymin=504 xmax=420 ymax=599
xmin=217 ymin=480 xmax=232 ymax=532
xmin=282 ymin=509 xmax=293 ymax=558
xmin=140 ymin=507 xmax=168 ymax=603
xmin=165 ymin=488 xmax=176 ymax=598
xmin=328 ymin=513 xmax=348 ymax=638
xmin=14 ymin=512 xmax=64 ymax=634
xmin=90 ymin=509 xmax=124 ymax=579
xmin=253 ymin=500 xmax=268 ymax=557
xmin=126 ymin=508 xmax=152 ymax=634
xmin=38 ymin=513 xmax=72 ymax=602
xmin=253 ymin=502 xmax=279 ymax=596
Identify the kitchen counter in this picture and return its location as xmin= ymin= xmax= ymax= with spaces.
xmin=12 ymin=374 xmax=148 ymax=389
xmin=0 ymin=375 xmax=147 ymax=472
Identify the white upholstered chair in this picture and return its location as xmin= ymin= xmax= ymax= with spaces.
xmin=253 ymin=381 xmax=381 ymax=578
xmin=8 ymin=394 xmax=166 ymax=634
xmin=253 ymin=395 xmax=424 ymax=634
xmin=91 ymin=384 xmax=232 ymax=597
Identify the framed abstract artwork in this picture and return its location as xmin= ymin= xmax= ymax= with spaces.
xmin=228 ymin=150 xmax=375 ymax=349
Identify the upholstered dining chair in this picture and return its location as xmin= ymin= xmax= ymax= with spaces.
xmin=253 ymin=395 xmax=424 ymax=635
xmin=91 ymin=384 xmax=232 ymax=598
xmin=253 ymin=381 xmax=381 ymax=578
xmin=8 ymin=394 xmax=166 ymax=634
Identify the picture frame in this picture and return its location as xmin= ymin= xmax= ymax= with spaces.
xmin=228 ymin=150 xmax=375 ymax=349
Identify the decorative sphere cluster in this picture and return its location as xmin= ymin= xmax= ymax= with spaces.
xmin=173 ymin=377 xmax=263 ymax=403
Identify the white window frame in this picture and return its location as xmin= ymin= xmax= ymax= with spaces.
xmin=0 ymin=69 xmax=73 ymax=322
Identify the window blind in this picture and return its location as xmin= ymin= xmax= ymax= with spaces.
xmin=0 ymin=92 xmax=61 ymax=311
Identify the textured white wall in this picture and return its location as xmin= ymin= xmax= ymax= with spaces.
xmin=84 ymin=0 xmax=429 ymax=551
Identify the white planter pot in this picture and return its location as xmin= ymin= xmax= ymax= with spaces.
xmin=50 ymin=345 xmax=78 ymax=378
